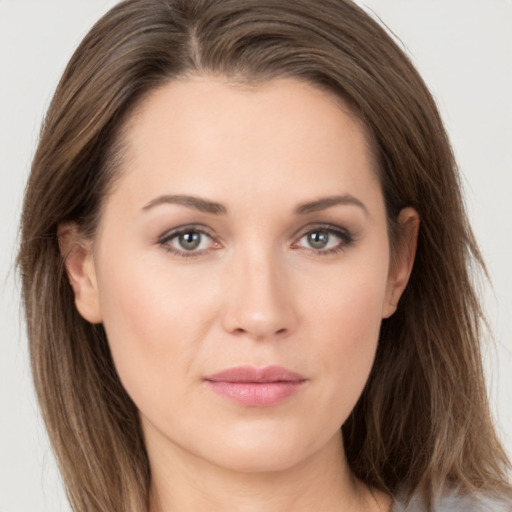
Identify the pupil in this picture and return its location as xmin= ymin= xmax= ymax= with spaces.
xmin=179 ymin=232 xmax=201 ymax=250
xmin=308 ymin=231 xmax=328 ymax=249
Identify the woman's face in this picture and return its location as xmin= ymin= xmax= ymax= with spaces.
xmin=69 ymin=77 xmax=415 ymax=474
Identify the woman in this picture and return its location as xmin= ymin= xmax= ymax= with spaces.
xmin=16 ymin=0 xmax=512 ymax=511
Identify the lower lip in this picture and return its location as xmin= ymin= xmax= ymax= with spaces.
xmin=205 ymin=381 xmax=305 ymax=407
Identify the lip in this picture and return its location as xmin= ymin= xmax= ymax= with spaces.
xmin=204 ymin=365 xmax=307 ymax=407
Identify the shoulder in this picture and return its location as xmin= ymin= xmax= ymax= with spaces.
xmin=392 ymin=491 xmax=512 ymax=511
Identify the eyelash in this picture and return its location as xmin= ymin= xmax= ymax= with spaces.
xmin=157 ymin=224 xmax=219 ymax=258
xmin=293 ymin=223 xmax=355 ymax=256
xmin=157 ymin=223 xmax=355 ymax=258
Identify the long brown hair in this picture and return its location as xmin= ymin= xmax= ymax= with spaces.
xmin=18 ymin=0 xmax=511 ymax=510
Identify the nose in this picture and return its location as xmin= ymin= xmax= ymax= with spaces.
xmin=221 ymin=248 xmax=298 ymax=341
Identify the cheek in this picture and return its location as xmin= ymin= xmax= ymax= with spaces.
xmin=94 ymin=250 xmax=220 ymax=411
xmin=300 ymin=257 xmax=389 ymax=420
xmin=303 ymin=250 xmax=389 ymax=349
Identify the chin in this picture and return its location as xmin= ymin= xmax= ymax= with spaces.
xmin=210 ymin=445 xmax=309 ymax=474
xmin=194 ymin=421 xmax=340 ymax=474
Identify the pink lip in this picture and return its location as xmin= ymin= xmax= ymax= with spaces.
xmin=204 ymin=365 xmax=307 ymax=407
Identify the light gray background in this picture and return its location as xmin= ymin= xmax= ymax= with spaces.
xmin=1 ymin=1 xmax=511 ymax=511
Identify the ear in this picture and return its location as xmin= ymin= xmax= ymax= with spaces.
xmin=58 ymin=223 xmax=103 ymax=324
xmin=382 ymin=207 xmax=420 ymax=318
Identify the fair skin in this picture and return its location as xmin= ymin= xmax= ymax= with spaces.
xmin=61 ymin=77 xmax=418 ymax=512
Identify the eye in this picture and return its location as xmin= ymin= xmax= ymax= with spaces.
xmin=174 ymin=231 xmax=205 ymax=251
xmin=158 ymin=226 xmax=219 ymax=256
xmin=294 ymin=225 xmax=353 ymax=254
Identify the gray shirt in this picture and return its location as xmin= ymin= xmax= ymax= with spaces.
xmin=392 ymin=492 xmax=512 ymax=511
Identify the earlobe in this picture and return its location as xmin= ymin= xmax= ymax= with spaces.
xmin=383 ymin=207 xmax=420 ymax=319
xmin=58 ymin=224 xmax=103 ymax=324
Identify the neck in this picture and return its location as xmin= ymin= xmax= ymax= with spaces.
xmin=147 ymin=430 xmax=390 ymax=512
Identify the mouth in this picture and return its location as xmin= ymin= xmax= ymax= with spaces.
xmin=204 ymin=365 xmax=307 ymax=407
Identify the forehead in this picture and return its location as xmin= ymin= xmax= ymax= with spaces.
xmin=108 ymin=76 xmax=381 ymax=214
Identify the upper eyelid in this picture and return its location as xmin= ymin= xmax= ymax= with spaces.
xmin=157 ymin=224 xmax=216 ymax=242
xmin=293 ymin=223 xmax=352 ymax=239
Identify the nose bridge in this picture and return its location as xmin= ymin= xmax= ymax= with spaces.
xmin=222 ymin=241 xmax=296 ymax=340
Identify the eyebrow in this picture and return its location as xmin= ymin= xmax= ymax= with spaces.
xmin=142 ymin=195 xmax=227 ymax=215
xmin=295 ymin=195 xmax=368 ymax=215
xmin=141 ymin=193 xmax=367 ymax=216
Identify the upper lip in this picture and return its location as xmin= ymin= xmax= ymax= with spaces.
xmin=204 ymin=365 xmax=306 ymax=383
